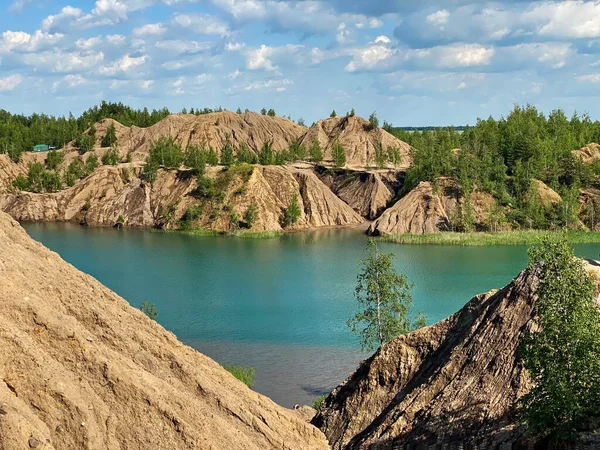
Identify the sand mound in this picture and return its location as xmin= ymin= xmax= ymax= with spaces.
xmin=0 ymin=211 xmax=328 ymax=450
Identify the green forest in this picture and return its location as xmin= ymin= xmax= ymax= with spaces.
xmin=385 ymin=106 xmax=600 ymax=231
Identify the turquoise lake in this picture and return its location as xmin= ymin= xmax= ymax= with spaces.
xmin=22 ymin=223 xmax=600 ymax=407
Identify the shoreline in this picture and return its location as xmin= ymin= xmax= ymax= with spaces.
xmin=380 ymin=230 xmax=600 ymax=246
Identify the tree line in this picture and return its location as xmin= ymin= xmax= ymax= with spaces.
xmin=385 ymin=105 xmax=600 ymax=231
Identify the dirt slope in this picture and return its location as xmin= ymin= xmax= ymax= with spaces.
xmin=300 ymin=116 xmax=412 ymax=169
xmin=313 ymin=265 xmax=600 ymax=449
xmin=0 ymin=211 xmax=328 ymax=450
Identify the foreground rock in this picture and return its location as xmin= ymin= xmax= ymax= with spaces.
xmin=313 ymin=265 xmax=600 ymax=449
xmin=0 ymin=212 xmax=328 ymax=450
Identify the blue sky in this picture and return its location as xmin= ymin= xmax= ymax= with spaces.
xmin=1 ymin=0 xmax=600 ymax=126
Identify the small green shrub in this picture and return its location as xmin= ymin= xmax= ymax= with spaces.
xmin=313 ymin=395 xmax=327 ymax=410
xmin=224 ymin=365 xmax=256 ymax=388
xmin=140 ymin=300 xmax=158 ymax=320
xmin=244 ymin=203 xmax=259 ymax=228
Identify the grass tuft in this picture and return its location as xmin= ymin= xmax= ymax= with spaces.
xmin=224 ymin=365 xmax=256 ymax=388
xmin=152 ymin=228 xmax=283 ymax=239
xmin=380 ymin=231 xmax=600 ymax=246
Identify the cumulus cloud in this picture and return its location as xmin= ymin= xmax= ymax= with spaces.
xmin=41 ymin=6 xmax=83 ymax=32
xmin=246 ymin=44 xmax=305 ymax=71
xmin=426 ymin=9 xmax=450 ymax=28
xmin=0 ymin=74 xmax=23 ymax=91
xmin=0 ymin=31 xmax=64 ymax=53
xmin=98 ymin=54 xmax=148 ymax=75
xmin=172 ymin=13 xmax=230 ymax=36
xmin=133 ymin=23 xmax=167 ymax=37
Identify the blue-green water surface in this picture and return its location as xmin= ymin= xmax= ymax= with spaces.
xmin=22 ymin=223 xmax=600 ymax=406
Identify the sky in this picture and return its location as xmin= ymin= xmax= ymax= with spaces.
xmin=1 ymin=1 xmax=600 ymax=126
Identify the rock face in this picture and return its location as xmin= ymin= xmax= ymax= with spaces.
xmin=1 ymin=163 xmax=364 ymax=232
xmin=300 ymin=116 xmax=413 ymax=169
xmin=314 ymin=269 xmax=542 ymax=449
xmin=319 ymin=170 xmax=395 ymax=220
xmin=367 ymin=178 xmax=498 ymax=235
xmin=0 ymin=212 xmax=329 ymax=450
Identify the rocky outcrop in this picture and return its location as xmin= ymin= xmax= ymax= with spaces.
xmin=300 ymin=116 xmax=413 ymax=169
xmin=573 ymin=143 xmax=600 ymax=163
xmin=314 ymin=265 xmax=597 ymax=449
xmin=317 ymin=169 xmax=400 ymax=220
xmin=2 ymin=163 xmax=364 ymax=232
xmin=367 ymin=178 xmax=497 ymax=236
xmin=0 ymin=211 xmax=328 ymax=450
xmin=532 ymin=179 xmax=561 ymax=207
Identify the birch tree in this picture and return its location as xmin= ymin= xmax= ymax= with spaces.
xmin=348 ymin=239 xmax=422 ymax=351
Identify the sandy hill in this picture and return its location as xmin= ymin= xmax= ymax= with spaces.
xmin=299 ymin=115 xmax=413 ymax=169
xmin=91 ymin=112 xmax=307 ymax=163
xmin=313 ymin=264 xmax=600 ymax=449
xmin=0 ymin=211 xmax=328 ymax=450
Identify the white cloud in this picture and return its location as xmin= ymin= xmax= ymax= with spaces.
xmin=229 ymin=69 xmax=241 ymax=80
xmin=246 ymin=44 xmax=305 ymax=71
xmin=0 ymin=30 xmax=64 ymax=53
xmin=155 ymin=40 xmax=211 ymax=54
xmin=53 ymin=74 xmax=87 ymax=91
xmin=98 ymin=54 xmax=148 ymax=75
xmin=133 ymin=23 xmax=167 ymax=37
xmin=346 ymin=45 xmax=393 ymax=72
xmin=8 ymin=0 xmax=32 ymax=12
xmin=106 ymin=34 xmax=127 ymax=45
xmin=172 ymin=13 xmax=230 ymax=36
xmin=527 ymin=1 xmax=600 ymax=39
xmin=578 ymin=74 xmax=600 ymax=83
xmin=41 ymin=6 xmax=83 ymax=32
xmin=76 ymin=36 xmax=103 ymax=50
xmin=240 ymin=78 xmax=292 ymax=91
xmin=374 ymin=35 xmax=391 ymax=44
xmin=0 ymin=74 xmax=23 ymax=91
xmin=369 ymin=18 xmax=383 ymax=28
xmin=138 ymin=79 xmax=154 ymax=89
xmin=427 ymin=9 xmax=450 ymax=28
xmin=456 ymin=81 xmax=467 ymax=90
xmin=226 ymin=42 xmax=246 ymax=51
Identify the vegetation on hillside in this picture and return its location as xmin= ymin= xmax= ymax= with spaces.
xmin=224 ymin=365 xmax=256 ymax=388
xmin=520 ymin=237 xmax=600 ymax=442
xmin=386 ymin=105 xmax=600 ymax=231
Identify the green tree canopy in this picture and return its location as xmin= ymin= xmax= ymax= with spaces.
xmin=348 ymin=239 xmax=425 ymax=351
xmin=520 ymin=236 xmax=600 ymax=442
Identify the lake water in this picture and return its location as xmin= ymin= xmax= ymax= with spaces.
xmin=22 ymin=223 xmax=600 ymax=407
